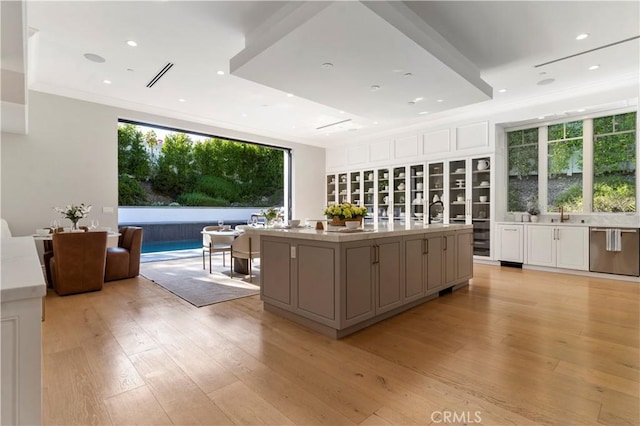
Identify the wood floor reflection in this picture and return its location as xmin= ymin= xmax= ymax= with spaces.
xmin=42 ymin=264 xmax=639 ymax=425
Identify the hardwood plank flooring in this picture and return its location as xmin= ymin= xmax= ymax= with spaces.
xmin=42 ymin=264 xmax=639 ymax=425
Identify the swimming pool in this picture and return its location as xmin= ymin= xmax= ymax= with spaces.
xmin=141 ymin=240 xmax=201 ymax=253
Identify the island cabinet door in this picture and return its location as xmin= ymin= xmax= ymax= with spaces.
xmin=443 ymin=232 xmax=457 ymax=286
xmin=456 ymin=229 xmax=474 ymax=281
xmin=425 ymin=234 xmax=444 ymax=292
xmin=341 ymin=240 xmax=376 ymax=328
xmin=295 ymin=241 xmax=340 ymax=328
xmin=261 ymin=238 xmax=293 ymax=309
xmin=404 ymin=234 xmax=426 ymax=302
xmin=375 ymin=236 xmax=404 ymax=314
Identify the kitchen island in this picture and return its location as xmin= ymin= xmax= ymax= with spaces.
xmin=245 ymin=223 xmax=473 ymax=338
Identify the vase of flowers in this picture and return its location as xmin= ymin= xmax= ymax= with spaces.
xmin=261 ymin=206 xmax=281 ymax=227
xmin=323 ymin=203 xmax=367 ymax=226
xmin=54 ymin=203 xmax=92 ymax=230
xmin=527 ymin=204 xmax=540 ymax=223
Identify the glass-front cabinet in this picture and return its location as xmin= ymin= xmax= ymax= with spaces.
xmin=410 ymin=164 xmax=425 ymax=222
xmin=338 ymin=173 xmax=348 ymax=203
xmin=327 ymin=156 xmax=491 ymax=258
xmin=471 ymin=156 xmax=491 ymax=256
xmin=392 ymin=166 xmax=407 ymax=223
xmin=427 ymin=162 xmax=445 ymax=223
xmin=449 ymin=159 xmax=467 ymax=223
xmin=350 ymin=171 xmax=361 ymax=207
xmin=363 ymin=169 xmax=375 ymax=223
xmin=326 ymin=174 xmax=337 ymax=205
xmin=377 ymin=168 xmax=391 ymax=223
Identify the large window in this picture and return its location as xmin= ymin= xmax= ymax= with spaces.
xmin=117 ymin=122 xmax=287 ymax=207
xmin=547 ymin=121 xmax=583 ymax=212
xmin=593 ymin=112 xmax=636 ymax=212
xmin=507 ymin=128 xmax=538 ymax=211
xmin=506 ymin=111 xmax=637 ymax=214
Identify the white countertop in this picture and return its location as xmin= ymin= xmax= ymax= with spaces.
xmin=495 ymin=221 xmax=639 ymax=229
xmin=1 ymin=237 xmax=47 ymax=303
xmin=244 ymin=222 xmax=472 ymax=242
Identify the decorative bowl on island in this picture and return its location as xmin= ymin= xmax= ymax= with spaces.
xmin=345 ymin=221 xmax=360 ymax=230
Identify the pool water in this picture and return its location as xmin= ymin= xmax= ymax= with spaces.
xmin=141 ymin=240 xmax=201 ymax=253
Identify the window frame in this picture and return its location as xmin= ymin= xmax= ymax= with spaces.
xmin=505 ymin=107 xmax=638 ymax=215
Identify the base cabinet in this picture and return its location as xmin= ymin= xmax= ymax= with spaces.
xmin=497 ymin=224 xmax=524 ymax=263
xmin=260 ymin=228 xmax=472 ymax=338
xmin=526 ymin=225 xmax=589 ymax=271
xmin=404 ymin=234 xmax=446 ymax=299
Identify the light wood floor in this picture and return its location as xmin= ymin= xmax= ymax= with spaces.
xmin=42 ymin=264 xmax=639 ymax=425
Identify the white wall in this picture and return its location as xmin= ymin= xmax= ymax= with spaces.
xmin=1 ymin=91 xmax=326 ymax=237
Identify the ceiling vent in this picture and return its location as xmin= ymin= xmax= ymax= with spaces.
xmin=146 ymin=62 xmax=174 ymax=88
xmin=316 ymin=118 xmax=352 ymax=130
xmin=535 ymin=36 xmax=639 ymax=68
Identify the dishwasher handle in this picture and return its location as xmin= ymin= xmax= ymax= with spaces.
xmin=590 ymin=228 xmax=637 ymax=233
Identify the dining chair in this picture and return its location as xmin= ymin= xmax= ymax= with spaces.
xmin=230 ymin=233 xmax=260 ymax=282
xmin=202 ymin=225 xmax=233 ymax=273
xmin=49 ymin=231 xmax=108 ymax=295
xmin=1 ymin=218 xmax=12 ymax=238
xmin=104 ymin=227 xmax=143 ymax=282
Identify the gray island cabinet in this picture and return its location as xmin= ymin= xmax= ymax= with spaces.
xmin=247 ymin=224 xmax=473 ymax=338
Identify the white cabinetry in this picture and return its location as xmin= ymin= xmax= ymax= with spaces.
xmin=497 ymin=224 xmax=524 ymax=263
xmin=1 ymin=237 xmax=46 ymax=426
xmin=526 ymin=225 xmax=589 ymax=270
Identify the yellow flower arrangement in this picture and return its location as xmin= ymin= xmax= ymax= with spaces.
xmin=323 ymin=202 xmax=367 ymax=219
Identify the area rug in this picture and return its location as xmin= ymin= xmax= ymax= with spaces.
xmin=140 ymin=257 xmax=260 ymax=307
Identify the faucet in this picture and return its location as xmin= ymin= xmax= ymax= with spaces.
xmin=559 ymin=205 xmax=570 ymax=223
xmin=428 ymin=201 xmax=444 ymax=224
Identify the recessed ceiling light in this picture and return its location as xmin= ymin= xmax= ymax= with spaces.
xmin=321 ymin=62 xmax=334 ymax=69
xmin=419 ymin=111 xmax=429 ymax=115
xmin=217 ymin=70 xmax=225 ymax=75
xmin=538 ymin=116 xmax=545 ymax=119
xmin=537 ymin=78 xmax=555 ymax=85
xmin=287 ymin=93 xmax=294 ymax=97
xmin=576 ymin=33 xmax=589 ymax=40
xmin=370 ymin=85 xmax=381 ymax=92
xmin=84 ymin=53 xmax=106 ymax=63
xmin=373 ymin=121 xmax=378 ymax=125
xmin=178 ymin=98 xmax=185 ymax=102
xmin=589 ymin=65 xmax=600 ymax=70
xmin=414 ymin=97 xmax=424 ymax=102
xmin=339 ymin=110 xmax=345 ymax=114
xmin=103 ymin=79 xmax=112 ymax=84
xmin=498 ymin=88 xmax=507 ymax=93
xmin=242 ymin=113 xmax=247 ymax=117
xmin=436 ymin=99 xmax=443 ymax=103
xmin=126 ymin=40 xmax=137 ymax=47
xmin=577 ymin=109 xmax=586 ymax=112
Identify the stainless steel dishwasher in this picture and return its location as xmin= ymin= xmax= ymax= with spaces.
xmin=589 ymin=227 xmax=639 ymax=276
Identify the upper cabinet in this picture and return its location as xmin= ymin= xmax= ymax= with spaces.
xmin=326 ymin=121 xmax=491 ymax=173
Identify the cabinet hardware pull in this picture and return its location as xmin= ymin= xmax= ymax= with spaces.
xmin=591 ymin=228 xmax=637 ymax=233
xmin=444 ymin=237 xmax=448 ymax=251
xmin=505 ymin=229 xmax=517 ymax=231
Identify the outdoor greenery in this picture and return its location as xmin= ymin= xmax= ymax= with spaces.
xmin=507 ymin=112 xmax=636 ymax=213
xmin=117 ymin=123 xmax=284 ymax=207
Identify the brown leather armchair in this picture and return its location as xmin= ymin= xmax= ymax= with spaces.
xmin=49 ymin=231 xmax=108 ymax=296
xmin=105 ymin=227 xmax=143 ymax=282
